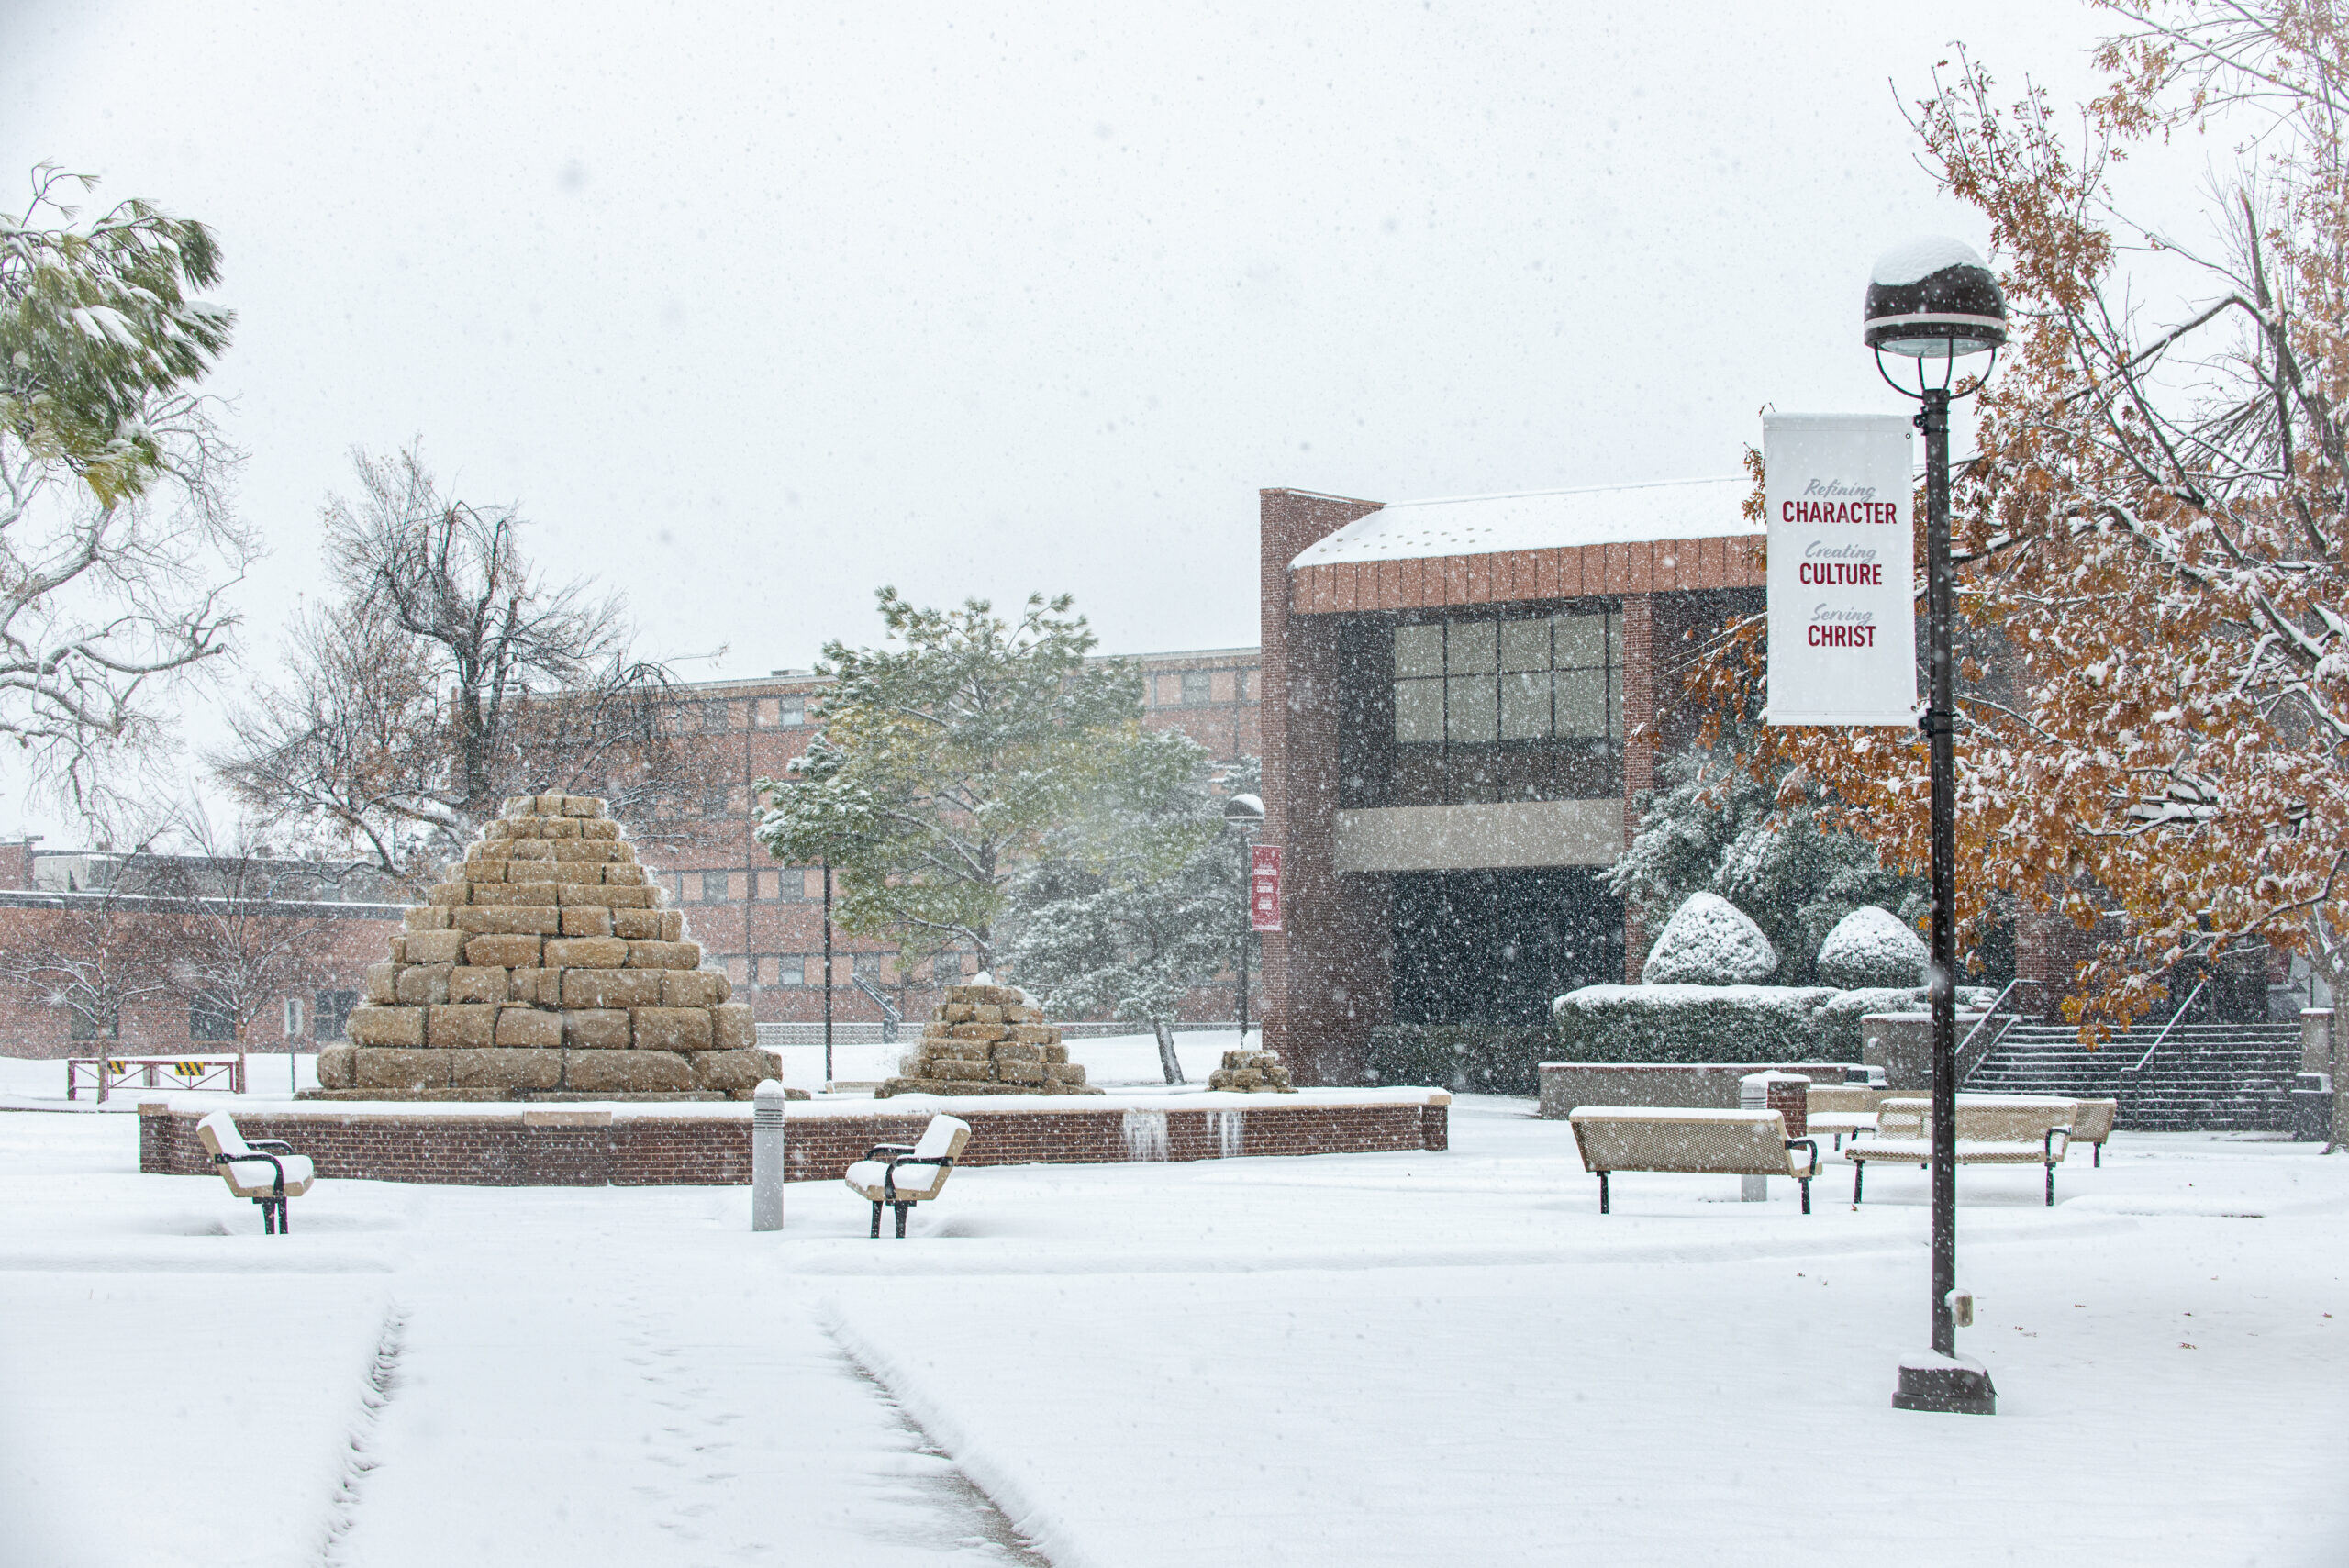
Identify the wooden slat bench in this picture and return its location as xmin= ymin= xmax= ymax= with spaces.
xmin=195 ymin=1110 xmax=314 ymax=1234
xmin=1567 ymin=1106 xmax=1823 ymax=1214
xmin=1844 ymin=1096 xmax=2075 ymax=1206
xmin=843 ymin=1114 xmax=971 ymax=1237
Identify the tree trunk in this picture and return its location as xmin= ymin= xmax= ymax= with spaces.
xmin=1152 ymin=1017 xmax=1184 ymax=1085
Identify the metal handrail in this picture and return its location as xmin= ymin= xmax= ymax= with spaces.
xmin=1955 ymin=976 xmax=2037 ymax=1085
xmin=1958 ymin=976 xmax=2035 ymax=1055
xmin=2125 ymin=977 xmax=2207 ymax=1073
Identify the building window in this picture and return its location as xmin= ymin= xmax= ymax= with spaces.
xmin=314 ymin=989 xmax=358 ymax=1042
xmin=853 ymin=951 xmax=885 ymax=978
xmin=778 ymin=695 xmax=807 ymax=727
xmin=1394 ymin=608 xmax=1620 ymax=746
xmin=190 ymin=996 xmax=237 ymax=1042
xmin=1180 ymin=671 xmax=1214 ymax=706
xmin=932 ymin=953 xmax=963 ymax=985
xmin=776 ymin=956 xmax=807 ymax=987
xmin=68 ymin=1004 xmax=117 ymax=1041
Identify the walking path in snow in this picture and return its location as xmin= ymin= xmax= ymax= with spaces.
xmin=4 ymin=1095 xmax=2343 ymax=1566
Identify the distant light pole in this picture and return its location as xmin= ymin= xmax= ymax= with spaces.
xmin=821 ymin=856 xmax=835 ymax=1091
xmin=1864 ymin=236 xmax=2007 ymax=1417
xmin=1222 ymin=792 xmax=1264 ymax=1038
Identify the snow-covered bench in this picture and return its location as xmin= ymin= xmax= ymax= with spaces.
xmin=844 ymin=1114 xmax=971 ymax=1238
xmin=1806 ymin=1086 xmax=1891 ymax=1150
xmin=1844 ymin=1097 xmax=2073 ymax=1206
xmin=2067 ymin=1097 xmax=2118 ymax=1166
xmin=195 ymin=1111 xmax=315 ymax=1235
xmin=1566 ymin=1107 xmax=1823 ymax=1214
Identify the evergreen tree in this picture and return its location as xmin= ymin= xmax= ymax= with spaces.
xmin=754 ymin=589 xmax=1141 ymax=973
xmin=1004 ymin=743 xmax=1252 ymax=1084
xmin=1609 ymin=740 xmax=1925 ymax=985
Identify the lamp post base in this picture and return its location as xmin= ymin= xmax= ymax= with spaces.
xmin=1892 ymin=1353 xmax=1997 ymax=1416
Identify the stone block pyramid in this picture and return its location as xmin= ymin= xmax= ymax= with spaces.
xmin=1207 ymin=1047 xmax=1297 ymax=1093
xmin=315 ymin=794 xmax=784 ymax=1101
xmin=874 ymin=980 xmax=1101 ymax=1097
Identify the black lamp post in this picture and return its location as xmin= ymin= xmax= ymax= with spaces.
xmin=1865 ymin=237 xmax=2006 ymax=1416
xmin=1223 ymin=792 xmax=1264 ymax=1038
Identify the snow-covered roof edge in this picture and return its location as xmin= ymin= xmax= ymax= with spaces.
xmin=1291 ymin=476 xmax=1756 ymax=570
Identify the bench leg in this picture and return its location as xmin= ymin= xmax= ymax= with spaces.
xmin=1799 ymin=1177 xmax=1811 ymax=1215
xmin=1597 ymin=1172 xmax=1609 ymax=1215
xmin=894 ymin=1203 xmax=910 ymax=1239
xmin=870 ymin=1201 xmax=883 ymax=1239
xmin=2045 ymin=1162 xmax=2055 ymax=1207
xmin=278 ymin=1198 xmax=291 ymax=1235
xmin=258 ymin=1198 xmax=275 ymax=1235
xmin=2093 ymin=1143 xmax=2101 ymax=1168
xmin=1852 ymin=1162 xmax=1865 ymax=1205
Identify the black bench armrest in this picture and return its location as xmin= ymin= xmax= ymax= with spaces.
xmin=863 ymin=1142 xmax=918 ymax=1161
xmin=245 ymin=1138 xmax=295 ymax=1153
xmin=880 ymin=1151 xmax=956 ymax=1200
xmin=212 ymin=1150 xmax=287 ymax=1196
xmin=1786 ymin=1138 xmax=1821 ymax=1177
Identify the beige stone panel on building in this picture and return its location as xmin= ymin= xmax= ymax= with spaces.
xmin=563 ymin=1049 xmax=692 ymax=1093
xmin=348 ymin=1005 xmax=425 ymax=1047
xmin=1330 ymin=801 xmax=1626 ymax=873
xmin=494 ymin=1007 xmax=563 ymax=1048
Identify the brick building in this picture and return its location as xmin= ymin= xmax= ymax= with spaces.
xmin=1256 ymin=480 xmax=1766 ymax=1085
xmin=635 ymin=647 xmax=1261 ymax=1027
xmin=0 ymin=847 xmax=403 ymax=1059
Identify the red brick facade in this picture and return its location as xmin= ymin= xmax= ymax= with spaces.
xmin=0 ymin=895 xmax=402 ymax=1060
xmin=138 ymin=1094 xmax=1449 ymax=1186
xmin=1260 ymin=484 xmax=1762 ymax=1084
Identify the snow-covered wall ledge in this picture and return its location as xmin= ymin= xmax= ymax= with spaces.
xmin=136 ymin=1090 xmax=1451 ymax=1186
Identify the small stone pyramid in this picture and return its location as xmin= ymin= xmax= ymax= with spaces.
xmin=1207 ymin=1047 xmax=1297 ymax=1093
xmin=314 ymin=794 xmax=784 ymax=1101
xmin=874 ymin=978 xmax=1101 ymax=1098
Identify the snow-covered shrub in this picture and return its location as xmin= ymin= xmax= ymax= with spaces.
xmin=1639 ymin=893 xmax=1778 ymax=985
xmin=1809 ymin=986 xmax=1926 ymax=1058
xmin=1815 ymin=906 xmax=1930 ymax=989
xmin=1552 ymin=984 xmax=1840 ymax=1064
xmin=1366 ymin=1025 xmax=1553 ymax=1095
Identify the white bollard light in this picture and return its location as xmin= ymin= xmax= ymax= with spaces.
xmin=751 ymin=1078 xmax=787 ymax=1231
xmin=1739 ymin=1073 xmax=1770 ymax=1201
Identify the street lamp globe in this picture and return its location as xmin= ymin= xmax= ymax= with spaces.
xmin=1865 ymin=237 xmax=2007 ymax=400
xmin=1223 ymin=793 xmax=1264 ymax=828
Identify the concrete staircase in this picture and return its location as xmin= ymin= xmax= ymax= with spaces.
xmin=1964 ymin=1021 xmax=2302 ymax=1131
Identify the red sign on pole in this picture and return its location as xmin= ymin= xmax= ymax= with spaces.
xmin=1249 ymin=844 xmax=1282 ymax=932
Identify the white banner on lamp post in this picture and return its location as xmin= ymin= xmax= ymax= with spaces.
xmin=1765 ymin=413 xmax=1917 ymax=726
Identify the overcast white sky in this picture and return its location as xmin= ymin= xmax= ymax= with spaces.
xmin=2 ymin=1 xmax=2160 ymax=840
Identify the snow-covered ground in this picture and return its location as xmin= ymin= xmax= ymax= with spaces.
xmin=0 ymin=1030 xmax=1250 ymax=1109
xmin=2 ymin=1095 xmax=2343 ymax=1565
